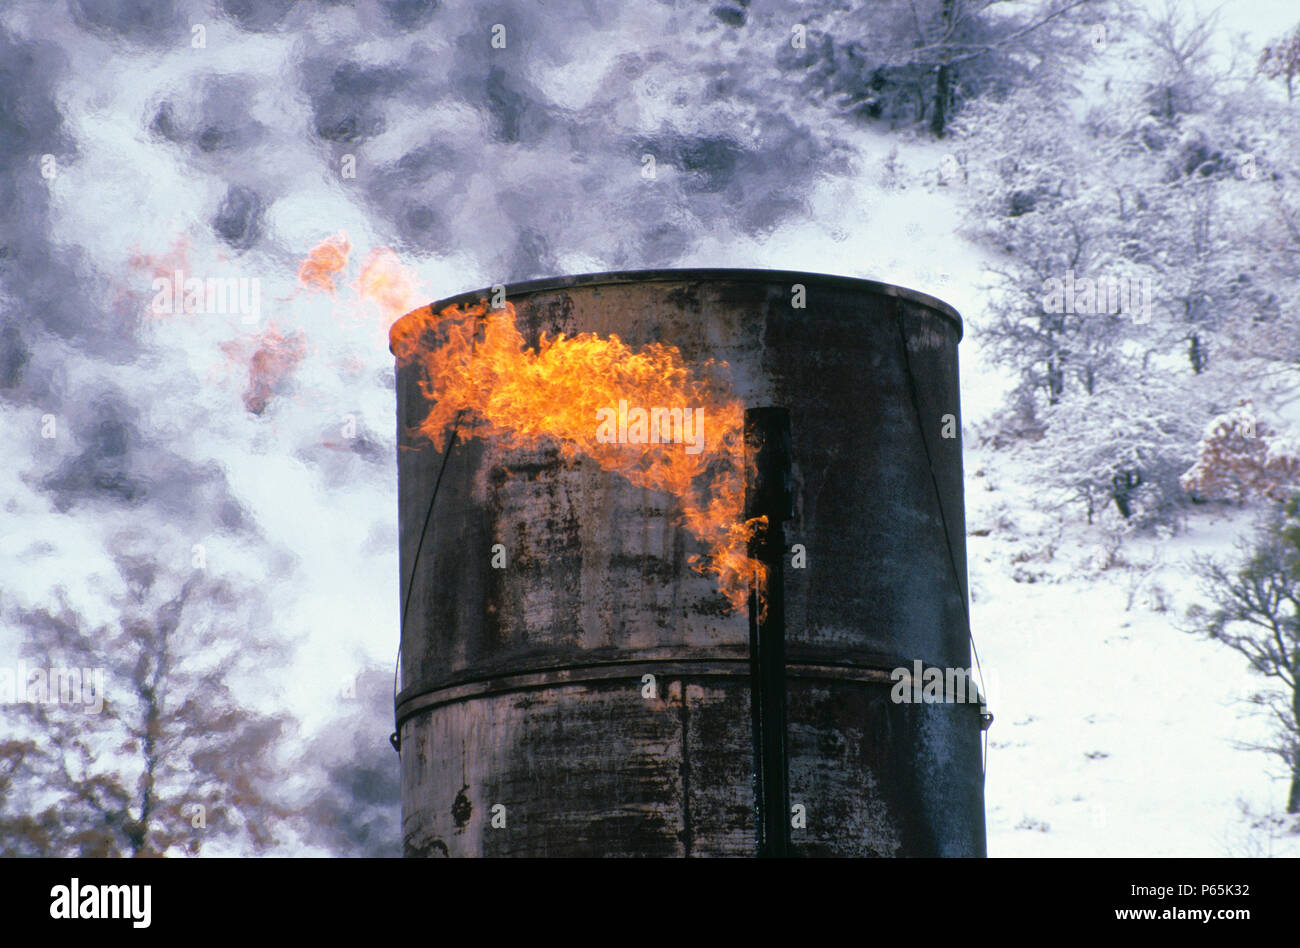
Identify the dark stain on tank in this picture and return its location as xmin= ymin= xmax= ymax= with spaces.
xmin=665 ymin=284 xmax=701 ymax=312
xmin=608 ymin=551 xmax=677 ymax=578
xmin=679 ymin=686 xmax=694 ymax=857
xmin=452 ymin=785 xmax=473 ymax=828
xmin=518 ymin=294 xmax=574 ymax=345
xmin=692 ymin=592 xmax=737 ymax=617
xmin=404 ymin=832 xmax=450 ymax=858
xmin=491 ymin=456 xmax=565 ymax=481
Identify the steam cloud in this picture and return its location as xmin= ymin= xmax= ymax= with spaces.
xmin=0 ymin=0 xmax=861 ymax=854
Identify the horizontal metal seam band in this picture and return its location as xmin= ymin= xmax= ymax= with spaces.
xmin=395 ymin=659 xmax=910 ymax=729
xmin=394 ymin=649 xmax=915 ymax=708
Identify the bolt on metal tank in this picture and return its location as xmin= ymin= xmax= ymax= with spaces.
xmin=391 ymin=269 xmax=986 ymax=857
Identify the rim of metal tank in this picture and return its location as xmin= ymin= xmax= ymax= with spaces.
xmin=389 ymin=268 xmax=964 ymax=349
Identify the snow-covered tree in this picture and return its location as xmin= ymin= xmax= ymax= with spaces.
xmin=774 ymin=0 xmax=1105 ymax=135
xmin=1026 ymin=376 xmax=1202 ymax=526
xmin=1138 ymin=0 xmax=1221 ymax=122
xmin=1187 ymin=496 xmax=1300 ymax=813
xmin=957 ymin=86 xmax=1151 ymax=405
xmin=1258 ymin=23 xmax=1300 ymax=102
xmin=0 ymin=541 xmax=293 ymax=857
xmin=1181 ymin=402 xmax=1300 ymax=503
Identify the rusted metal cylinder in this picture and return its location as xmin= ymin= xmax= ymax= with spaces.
xmin=392 ymin=269 xmax=985 ymax=857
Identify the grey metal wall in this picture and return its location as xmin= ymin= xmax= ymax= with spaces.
xmin=392 ymin=269 xmax=985 ymax=857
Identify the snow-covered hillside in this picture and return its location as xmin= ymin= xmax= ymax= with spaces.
xmin=794 ymin=130 xmax=1299 ymax=856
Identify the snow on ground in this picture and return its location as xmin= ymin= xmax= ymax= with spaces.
xmin=957 ymin=0 xmax=1300 ymax=855
xmin=966 ymin=441 xmax=1298 ymax=857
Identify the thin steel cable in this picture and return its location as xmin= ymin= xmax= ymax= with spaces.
xmin=893 ymin=298 xmax=989 ymax=777
xmin=393 ymin=412 xmax=465 ymax=686
xmin=391 ymin=304 xmax=485 ymax=751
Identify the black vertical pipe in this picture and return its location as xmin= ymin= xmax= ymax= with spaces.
xmin=745 ymin=407 xmax=794 ymax=858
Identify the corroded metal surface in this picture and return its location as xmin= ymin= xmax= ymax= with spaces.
xmin=393 ymin=269 xmax=985 ymax=857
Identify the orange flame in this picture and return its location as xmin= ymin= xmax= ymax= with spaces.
xmin=358 ymin=248 xmax=425 ymax=319
xmin=220 ymin=324 xmax=307 ymax=415
xmin=288 ymin=235 xmax=764 ymax=608
xmin=391 ymin=300 xmax=764 ymax=610
xmin=297 ymin=232 xmax=351 ymax=294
